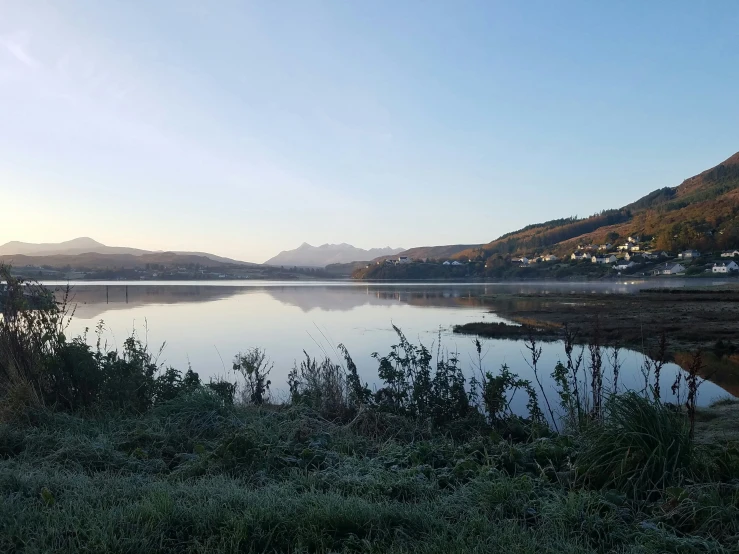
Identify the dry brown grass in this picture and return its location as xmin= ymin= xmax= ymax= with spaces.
xmin=0 ymin=360 xmax=43 ymax=423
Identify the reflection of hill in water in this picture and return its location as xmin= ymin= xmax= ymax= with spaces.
xmin=262 ymin=286 xmax=504 ymax=312
xmin=57 ymin=282 xmax=652 ymax=319
xmin=59 ymin=285 xmax=245 ymax=320
xmin=262 ymin=287 xmax=395 ymax=312
xmin=58 ymin=284 xmax=505 ymax=318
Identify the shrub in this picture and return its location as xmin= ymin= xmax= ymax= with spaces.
xmin=1 ymin=268 xmax=203 ymax=413
xmin=288 ymin=353 xmax=354 ymax=420
xmin=232 ymin=348 xmax=272 ymax=404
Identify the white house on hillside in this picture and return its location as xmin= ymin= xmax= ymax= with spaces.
xmin=571 ymin=252 xmax=589 ymax=261
xmin=451 ymin=260 xmax=463 ymax=266
xmin=678 ymin=250 xmax=701 ymax=259
xmin=398 ymin=256 xmax=410 ymax=264
xmin=592 ymin=255 xmax=617 ymax=264
xmin=713 ymin=261 xmax=739 ymax=273
xmin=598 ymin=243 xmax=613 ymax=251
xmin=617 ymin=243 xmax=633 ymax=251
xmin=655 ymin=263 xmax=686 ymax=275
xmin=721 ymin=250 xmax=739 ymax=258
xmin=543 ymin=254 xmax=559 ymax=262
xmin=614 ymin=261 xmax=636 ymax=271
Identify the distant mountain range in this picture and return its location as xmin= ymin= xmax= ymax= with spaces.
xmin=264 ymin=243 xmax=405 ymax=267
xmin=0 ymin=237 xmax=253 ymax=266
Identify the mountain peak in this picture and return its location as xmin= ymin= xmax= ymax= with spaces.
xmin=66 ymin=237 xmax=104 ymax=247
xmin=265 ymin=243 xmax=405 ymax=267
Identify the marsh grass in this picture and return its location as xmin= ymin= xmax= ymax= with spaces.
xmin=577 ymin=393 xmax=694 ymax=497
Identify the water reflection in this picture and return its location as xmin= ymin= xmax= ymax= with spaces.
xmin=47 ymin=281 xmax=733 ymax=411
xmin=49 ymin=278 xmax=719 ymax=318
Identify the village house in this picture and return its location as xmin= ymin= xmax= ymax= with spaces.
xmin=598 ymin=243 xmax=613 ymax=251
xmin=721 ymin=250 xmax=739 ymax=258
xmin=614 ymin=261 xmax=636 ymax=271
xmin=654 ymin=263 xmax=686 ymax=275
xmin=678 ymin=250 xmax=701 ymax=260
xmin=628 ymin=235 xmax=640 ymax=244
xmin=641 ymin=252 xmax=658 ymax=260
xmin=442 ymin=261 xmax=451 ymax=266
xmin=617 ymin=243 xmax=633 ymax=251
xmin=513 ymin=257 xmax=530 ymax=265
xmin=451 ymin=260 xmax=464 ymax=266
xmin=712 ymin=261 xmax=739 ymax=273
xmin=543 ymin=254 xmax=559 ymax=262
xmin=397 ymin=256 xmax=410 ymax=264
xmin=571 ymin=252 xmax=589 ymax=261
xmin=592 ymin=254 xmax=617 ymax=264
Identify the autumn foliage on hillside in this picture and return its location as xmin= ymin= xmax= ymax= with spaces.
xmin=454 ymin=151 xmax=739 ymax=259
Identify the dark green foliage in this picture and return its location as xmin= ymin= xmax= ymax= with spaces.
xmin=338 ymin=343 xmax=372 ymax=408
xmin=628 ymin=187 xmax=677 ymax=211
xmin=0 ymin=268 xmax=203 ymax=414
xmin=369 ymin=327 xmax=542 ymax=431
xmin=477 ymin=362 xmax=541 ymax=427
xmin=289 ymin=354 xmax=348 ymax=420
xmin=232 ymin=347 xmax=272 ymax=404
xmin=205 ymin=379 xmax=236 ymax=406
xmin=577 ymin=393 xmax=694 ymax=497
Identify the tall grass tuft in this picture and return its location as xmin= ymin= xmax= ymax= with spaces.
xmin=288 ymin=352 xmax=355 ymax=420
xmin=577 ymin=392 xmax=694 ymax=497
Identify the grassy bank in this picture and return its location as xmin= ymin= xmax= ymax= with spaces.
xmin=2 ymin=269 xmax=739 ymax=552
xmin=3 ymin=395 xmax=739 ymax=553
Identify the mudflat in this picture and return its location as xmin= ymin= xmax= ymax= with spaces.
xmin=454 ymin=287 xmax=739 ymax=395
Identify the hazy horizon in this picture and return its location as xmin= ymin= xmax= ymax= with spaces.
xmin=2 ymin=1 xmax=738 ymax=262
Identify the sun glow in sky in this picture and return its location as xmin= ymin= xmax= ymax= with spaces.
xmin=1 ymin=0 xmax=737 ymax=262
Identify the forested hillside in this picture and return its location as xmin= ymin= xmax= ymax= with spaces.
xmin=452 ymin=151 xmax=739 ymax=260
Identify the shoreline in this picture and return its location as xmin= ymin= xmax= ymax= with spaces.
xmin=453 ymin=288 xmax=739 ymax=395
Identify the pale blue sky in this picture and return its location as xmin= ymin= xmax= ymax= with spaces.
xmin=1 ymin=1 xmax=737 ymax=262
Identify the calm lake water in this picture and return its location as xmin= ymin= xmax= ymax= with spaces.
xmin=46 ymin=280 xmax=731 ymax=414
